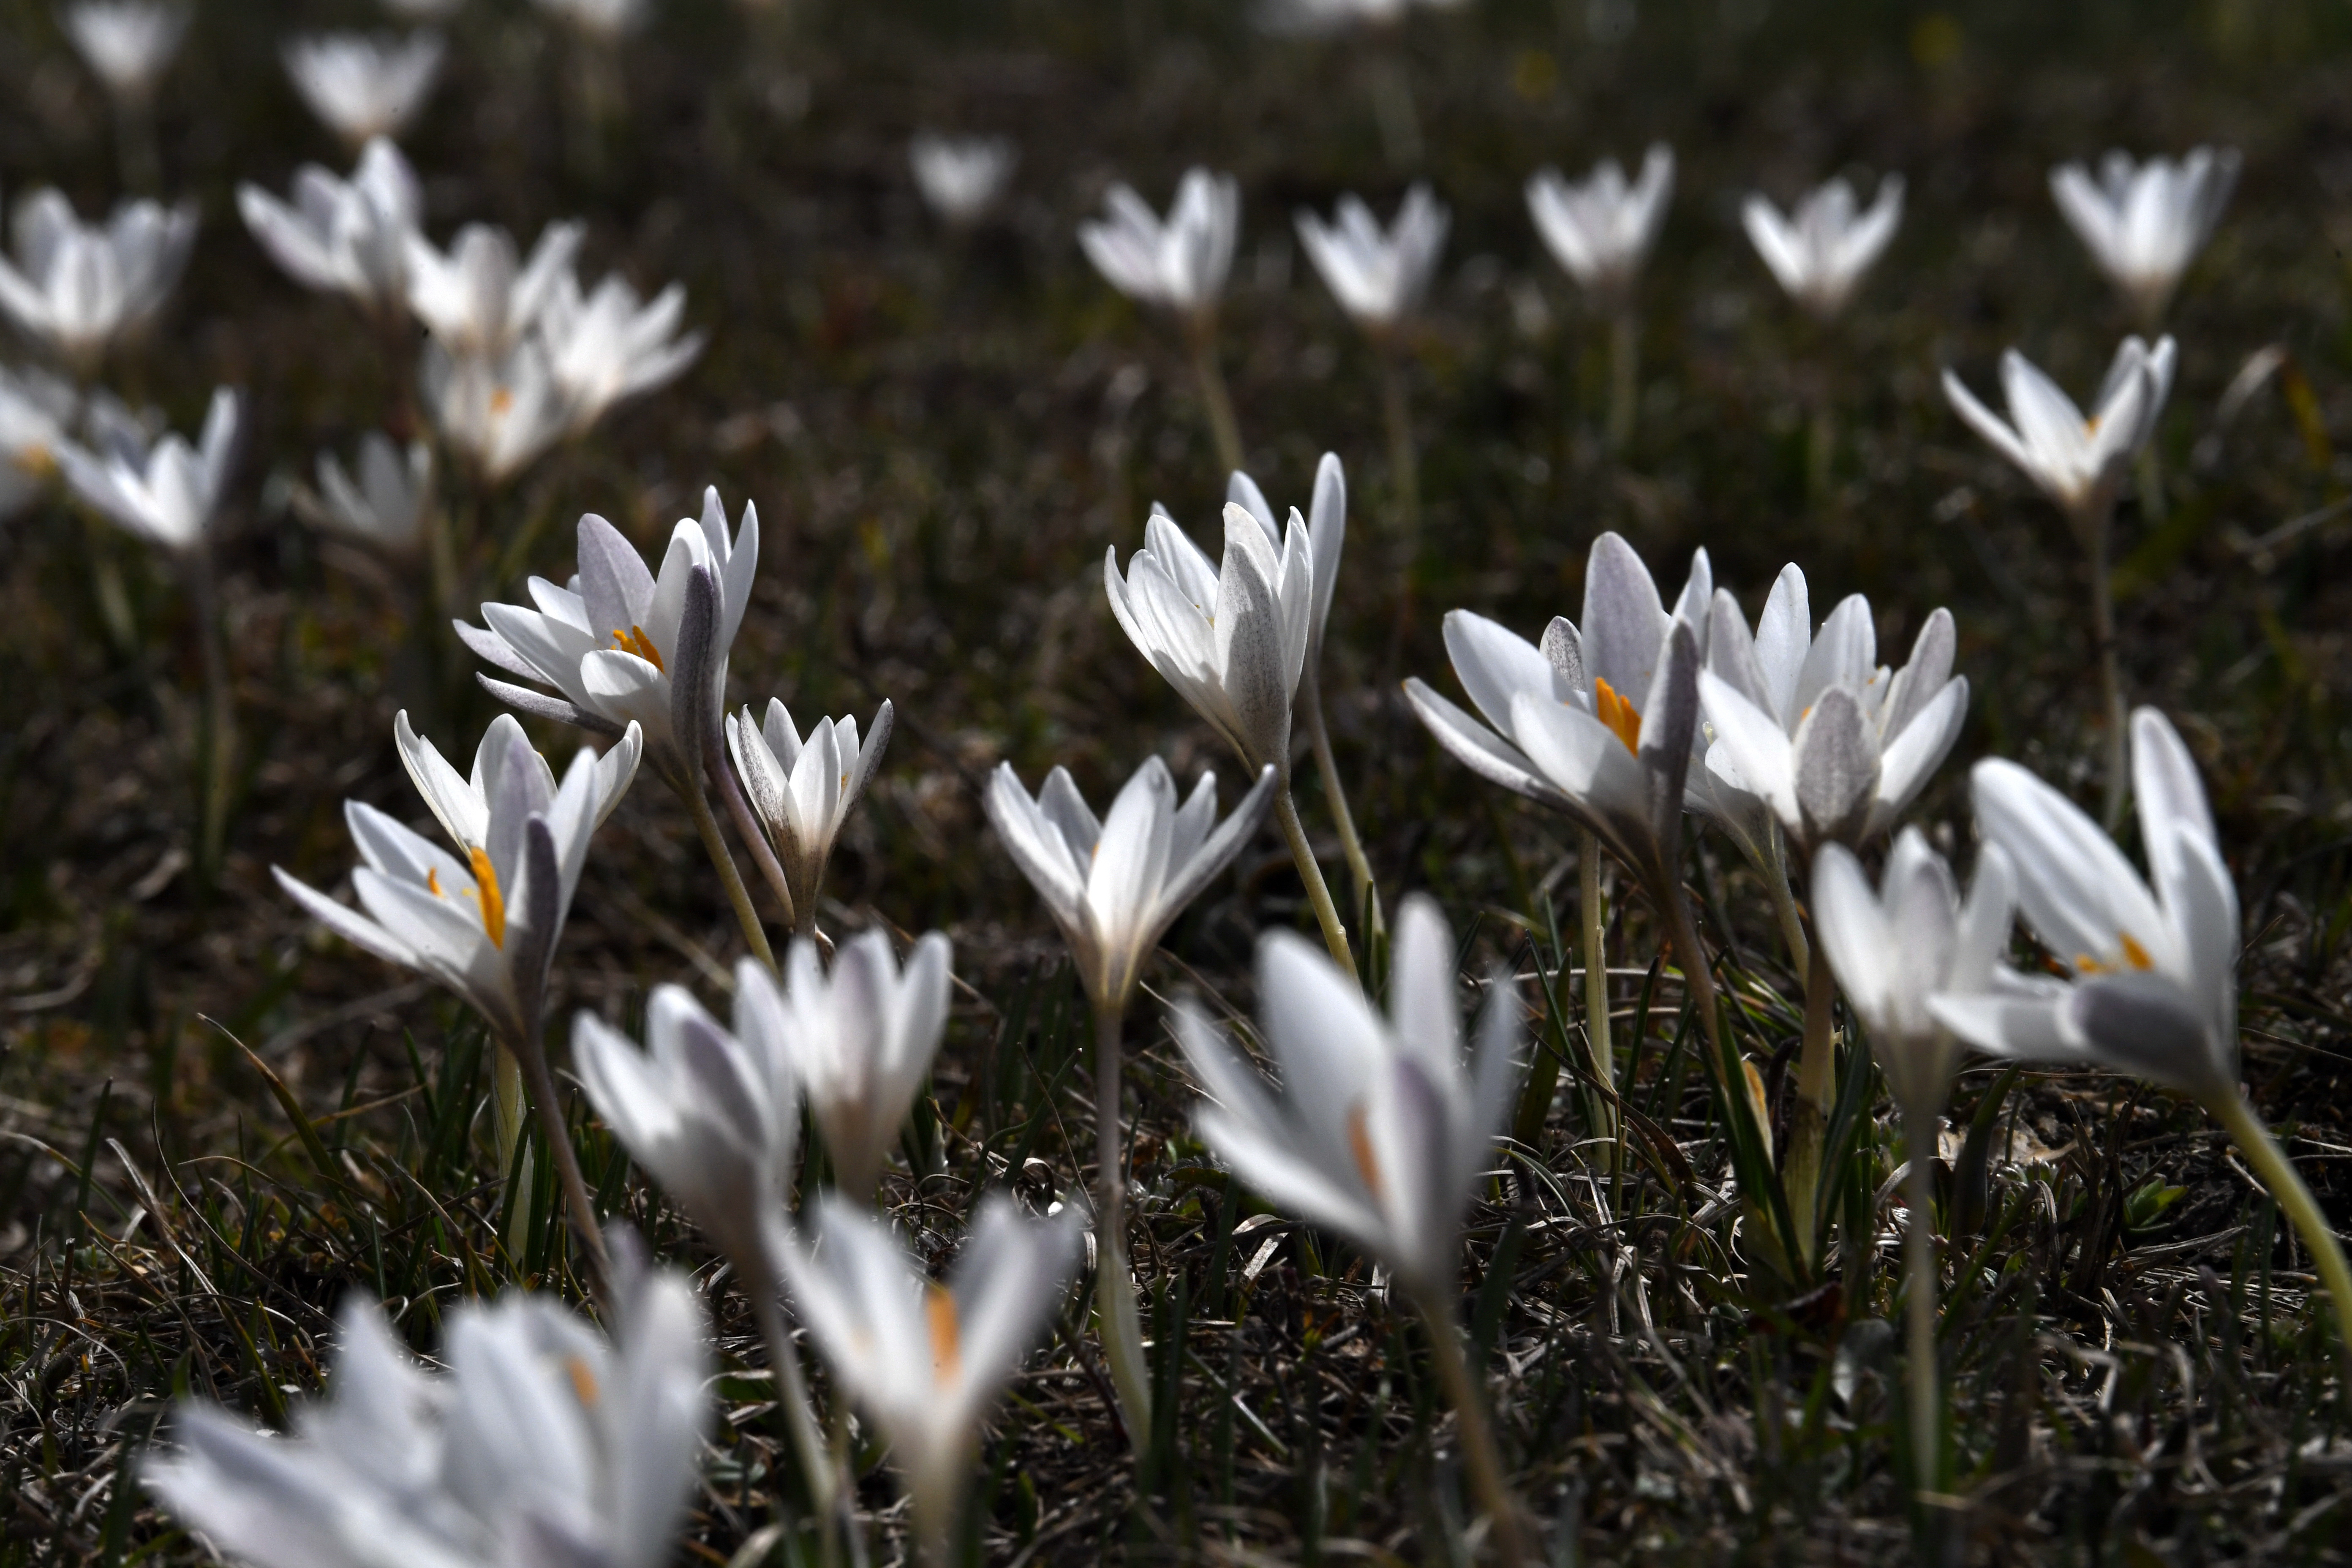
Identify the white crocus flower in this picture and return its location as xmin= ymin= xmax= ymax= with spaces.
xmin=909 ymin=134 xmax=1018 ymax=227
xmin=292 ymin=430 xmax=432 ymax=552
xmin=2050 ymin=148 xmax=2239 ymax=322
xmin=459 ymin=487 xmax=757 ymax=782
xmin=1078 ymin=168 xmax=1241 ymax=324
xmin=0 ymin=367 xmax=75 ymax=521
xmin=238 ymin=138 xmax=422 ymax=317
xmin=985 ymin=755 xmax=1278 ymax=1016
xmin=406 ymin=220 xmax=585 ymax=358
xmin=1941 ymin=335 xmax=2175 ymax=526
xmin=537 ymin=269 xmax=704 ymax=436
xmin=770 ymin=931 xmax=953 ymax=1202
xmin=726 ymin=698 xmax=895 ymax=937
xmin=277 ymin=711 xmax=641 ymax=1047
xmin=57 ymin=385 xmax=237 ymax=555
xmin=146 ymin=1268 xmax=708 ymax=1568
xmin=1105 ymin=501 xmax=1315 ymax=778
xmin=282 ymin=32 xmax=445 ymax=150
xmin=422 ymin=340 xmax=569 ymax=486
xmin=1226 ymin=452 xmax=1347 ymax=679
xmin=1175 ymin=893 xmax=1519 ymax=1299
xmin=534 ymin=0 xmax=648 ymax=38
xmin=1405 ymin=532 xmax=1710 ymax=895
xmin=780 ymin=1195 xmax=1081 ymax=1568
xmin=1694 ymin=571 xmax=1969 ymax=857
xmin=1295 ymin=183 xmax=1449 ymax=335
xmin=0 ymin=189 xmax=198 ymax=369
xmin=1742 ymin=175 xmax=1904 ymax=321
xmin=1525 ymin=144 xmax=1674 ymax=304
xmin=62 ymin=0 xmax=187 ymax=103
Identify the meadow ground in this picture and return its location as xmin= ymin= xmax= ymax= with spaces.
xmin=7 ymin=0 xmax=2352 ymax=1563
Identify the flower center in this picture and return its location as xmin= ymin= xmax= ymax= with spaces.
xmin=2074 ymin=932 xmax=2153 ymax=974
xmin=565 ymin=1355 xmax=600 ymax=1408
xmin=610 ymin=624 xmax=665 ymax=671
xmin=926 ymin=1282 xmax=962 ymax=1386
xmin=1346 ymin=1101 xmax=1383 ymax=1198
xmin=1592 ymin=676 xmax=1643 ymax=755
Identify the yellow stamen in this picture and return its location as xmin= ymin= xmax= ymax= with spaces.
xmin=926 ymin=1282 xmax=962 ymax=1384
xmin=610 ymin=625 xmax=665 ymax=671
xmin=1592 ymin=676 xmax=1643 ymax=755
xmin=467 ymin=847 xmax=506 ymax=949
xmin=2074 ymin=953 xmax=2104 ymax=974
xmin=2119 ymin=933 xmax=2153 ymax=971
xmin=1346 ymin=1102 xmax=1383 ymax=1198
xmin=564 ymin=1355 xmax=599 ymax=1407
xmin=490 ymin=387 xmax=515 ymax=416
xmin=426 ymin=867 xmax=442 ymax=897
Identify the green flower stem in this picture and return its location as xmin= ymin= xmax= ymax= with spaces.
xmin=2210 ymin=1089 xmax=2352 ymax=1369
xmin=1413 ymin=1290 xmax=1529 ymax=1568
xmin=1606 ymin=309 xmax=1640 ymax=456
xmin=1300 ymin=664 xmax=1378 ymax=926
xmin=1187 ymin=321 xmax=1245 ymax=476
xmin=502 ymin=1018 xmax=612 ymax=1307
xmin=1579 ymin=831 xmax=1617 ymax=1148
xmin=1900 ymin=1099 xmax=1942 ymax=1496
xmin=681 ymin=776 xmax=779 ymax=973
xmin=1762 ymin=832 xmax=1811 ymax=975
xmin=1093 ymin=1003 xmax=1153 ymax=1458
xmin=1273 ymin=781 xmax=1356 ymax=974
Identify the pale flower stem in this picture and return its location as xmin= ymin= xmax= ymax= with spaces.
xmin=1188 ymin=324 xmax=1245 ymax=476
xmin=1379 ymin=350 xmax=1421 ymax=574
xmin=1606 ymin=310 xmax=1639 ymax=456
xmin=490 ymin=1042 xmax=528 ymax=1180
xmin=1412 ymin=1290 xmax=1529 ymax=1568
xmin=751 ymin=1262 xmax=845 ymax=1523
xmin=1300 ymin=664 xmax=1377 ymax=918
xmin=2210 ymin=1089 xmax=2352 ymax=1369
xmin=1092 ymin=1003 xmax=1154 ymax=1457
xmin=1762 ymin=842 xmax=1812 ymax=975
xmin=2087 ymin=509 xmax=2130 ymax=832
xmin=1578 ymin=831 xmax=1617 ymax=1150
xmin=1901 ymin=1104 xmax=1942 ymax=1496
xmin=682 ymin=777 xmax=780 ymax=973
xmin=708 ymin=748 xmax=801 ymax=934
xmin=503 ymin=1023 xmax=613 ymax=1307
xmin=1273 ymin=782 xmax=1356 ymax=975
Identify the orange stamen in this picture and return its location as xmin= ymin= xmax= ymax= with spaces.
xmin=426 ymin=867 xmax=443 ymax=897
xmin=1592 ymin=676 xmax=1643 ymax=755
xmin=610 ymin=625 xmax=665 ymax=671
xmin=926 ymin=1283 xmax=962 ymax=1384
xmin=467 ymin=847 xmax=506 ymax=949
xmin=1346 ymin=1102 xmax=1383 ymax=1198
xmin=2119 ymin=933 xmax=2153 ymax=971
xmin=564 ymin=1355 xmax=599 ymax=1407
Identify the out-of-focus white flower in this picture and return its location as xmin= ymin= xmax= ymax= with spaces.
xmin=292 ymin=431 xmax=432 ymax=552
xmin=1813 ymin=829 xmax=2014 ymax=1122
xmin=1174 ymin=893 xmax=1519 ymax=1300
xmin=576 ymin=962 xmax=799 ymax=1268
xmin=726 ymin=698 xmax=893 ymax=930
xmin=2051 ymin=148 xmax=2239 ymax=322
xmin=0 ymin=367 xmax=76 ymax=521
xmin=421 ymin=340 xmax=569 ymax=485
xmin=238 ymin=138 xmax=422 ymax=316
xmin=1405 ymin=533 xmax=1710 ymax=895
xmin=1525 ymin=145 xmax=1674 ymax=303
xmin=283 ymin=31 xmax=445 ymax=149
xmin=1941 ymin=336 xmax=2176 ymax=524
xmin=1742 ymin=175 xmax=1904 ymax=320
xmin=1295 ymin=183 xmax=1449 ymax=334
xmin=1932 ymin=708 xmax=2241 ymax=1103
xmin=985 ymin=755 xmax=1277 ymax=1015
xmin=459 ymin=488 xmax=758 ymax=781
xmin=1694 ymin=569 xmax=1970 ymax=856
xmin=406 ymin=220 xmax=584 ymax=359
xmin=770 ymin=931 xmax=952 ymax=1202
xmin=1105 ymin=501 xmax=1315 ymax=777
xmin=146 ymin=1266 xmax=708 ymax=1568
xmin=537 ymin=269 xmax=703 ymax=436
xmin=62 ymin=0 xmax=187 ymax=103
xmin=534 ymin=0 xmax=647 ymax=38
xmin=909 ymin=134 xmax=1018 ymax=227
xmin=0 ymin=189 xmax=197 ymax=368
xmin=1255 ymin=0 xmax=1468 ymax=34
xmin=57 ymin=385 xmax=236 ymax=554
xmin=276 ymin=712 xmax=640 ymax=1045
xmin=1079 ymin=169 xmax=1241 ymax=324
xmin=384 ymin=0 xmax=464 ymax=17
xmin=780 ymin=1196 xmax=1081 ymax=1563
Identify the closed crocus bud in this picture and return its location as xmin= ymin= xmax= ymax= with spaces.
xmin=763 ymin=931 xmax=952 ymax=1203
xmin=727 ymin=697 xmax=893 ymax=931
xmin=1742 ymin=175 xmax=1903 ymax=321
xmin=985 ymin=755 xmax=1277 ymax=1015
xmin=147 ymin=1269 xmax=709 ymax=1568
